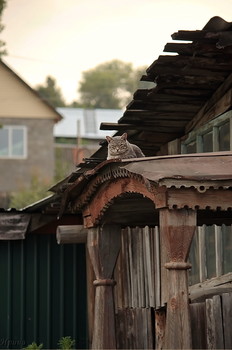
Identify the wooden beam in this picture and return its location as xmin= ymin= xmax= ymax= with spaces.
xmin=185 ymin=88 xmax=232 ymax=134
xmin=171 ymin=30 xmax=215 ymax=41
xmin=56 ymin=225 xmax=87 ymax=244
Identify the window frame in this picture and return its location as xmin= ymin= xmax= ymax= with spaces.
xmin=181 ymin=111 xmax=232 ymax=154
xmin=0 ymin=125 xmax=27 ymax=159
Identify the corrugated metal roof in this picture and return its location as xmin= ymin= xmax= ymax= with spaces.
xmin=55 ymin=107 xmax=122 ymax=139
xmin=122 ymin=151 xmax=232 ymax=183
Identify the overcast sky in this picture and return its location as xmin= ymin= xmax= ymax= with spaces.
xmin=2 ymin=0 xmax=232 ymax=103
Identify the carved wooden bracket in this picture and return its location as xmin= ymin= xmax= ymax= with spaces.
xmin=87 ymin=224 xmax=121 ymax=349
xmin=160 ymin=208 xmax=196 ymax=349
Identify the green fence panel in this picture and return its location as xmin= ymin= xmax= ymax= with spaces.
xmin=0 ymin=233 xmax=87 ymax=349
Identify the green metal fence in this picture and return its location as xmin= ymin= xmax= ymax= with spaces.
xmin=0 ymin=233 xmax=87 ymax=349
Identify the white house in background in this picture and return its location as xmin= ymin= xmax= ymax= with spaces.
xmin=55 ymin=107 xmax=122 ymax=140
xmin=54 ymin=108 xmax=123 ymax=175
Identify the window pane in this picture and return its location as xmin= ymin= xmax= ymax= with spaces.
xmin=0 ymin=128 xmax=9 ymax=156
xmin=185 ymin=141 xmax=196 ymax=154
xmin=205 ymin=225 xmax=216 ymax=278
xmin=219 ymin=122 xmax=230 ymax=151
xmin=222 ymin=224 xmax=232 ymax=273
xmin=202 ymin=132 xmax=213 ymax=152
xmin=189 ymin=230 xmax=200 ymax=285
xmin=12 ymin=128 xmax=24 ymax=156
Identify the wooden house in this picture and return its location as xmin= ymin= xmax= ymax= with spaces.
xmin=1 ymin=16 xmax=232 ymax=349
xmin=0 ymin=60 xmax=62 ymax=207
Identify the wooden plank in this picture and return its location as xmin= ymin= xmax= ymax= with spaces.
xmin=56 ymin=225 xmax=87 ymax=244
xmin=206 ymin=295 xmax=224 ymax=349
xmin=215 ymin=225 xmax=223 ymax=276
xmin=154 ymin=226 xmax=161 ymax=308
xmin=144 ymin=226 xmax=153 ymax=307
xmin=155 ymin=309 xmax=166 ymax=350
xmin=186 ymin=74 xmax=232 ymax=133
xmin=221 ymin=292 xmax=232 ymax=349
xmin=147 ymin=54 xmax=232 ymax=72
xmin=190 ymin=302 xmax=207 ymax=349
xmin=198 ymin=226 xmax=206 ymax=282
xmin=171 ymin=29 xmax=216 ymax=41
xmin=147 ymin=63 xmax=228 ymax=79
xmin=0 ymin=213 xmax=30 ymax=240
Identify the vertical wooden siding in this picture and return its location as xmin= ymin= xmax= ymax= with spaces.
xmin=114 ymin=226 xmax=160 ymax=309
xmin=0 ymin=234 xmax=87 ymax=349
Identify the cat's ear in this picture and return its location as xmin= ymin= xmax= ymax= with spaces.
xmin=121 ymin=133 xmax=127 ymax=140
xmin=106 ymin=136 xmax=112 ymax=143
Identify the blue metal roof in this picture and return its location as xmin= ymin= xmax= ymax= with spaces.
xmin=54 ymin=107 xmax=123 ymax=139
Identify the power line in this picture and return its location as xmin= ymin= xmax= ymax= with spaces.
xmin=7 ymin=53 xmax=61 ymax=65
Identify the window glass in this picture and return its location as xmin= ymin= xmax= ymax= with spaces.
xmin=205 ymin=225 xmax=216 ymax=279
xmin=0 ymin=128 xmax=9 ymax=156
xmin=185 ymin=141 xmax=196 ymax=154
xmin=12 ymin=128 xmax=24 ymax=156
xmin=222 ymin=224 xmax=232 ymax=274
xmin=0 ymin=126 xmax=26 ymax=158
xmin=219 ymin=122 xmax=230 ymax=151
xmin=202 ymin=132 xmax=213 ymax=152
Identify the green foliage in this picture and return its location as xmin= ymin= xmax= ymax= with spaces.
xmin=24 ymin=342 xmax=43 ymax=350
xmin=9 ymin=174 xmax=50 ymax=209
xmin=78 ymin=59 xmax=149 ymax=109
xmin=0 ymin=0 xmax=7 ymax=57
xmin=58 ymin=336 xmax=75 ymax=349
xmin=36 ymin=76 xmax=66 ymax=107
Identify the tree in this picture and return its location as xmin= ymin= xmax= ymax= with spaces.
xmin=35 ymin=76 xmax=66 ymax=107
xmin=9 ymin=175 xmax=50 ymax=209
xmin=77 ymin=59 xmax=148 ymax=109
xmin=0 ymin=0 xmax=7 ymax=58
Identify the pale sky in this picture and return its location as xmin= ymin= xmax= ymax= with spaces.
xmin=2 ymin=0 xmax=232 ymax=103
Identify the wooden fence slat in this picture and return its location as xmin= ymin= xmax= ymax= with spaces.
xmin=190 ymin=302 xmax=207 ymax=349
xmin=222 ymin=292 xmax=232 ymax=349
xmin=206 ymin=295 xmax=224 ymax=349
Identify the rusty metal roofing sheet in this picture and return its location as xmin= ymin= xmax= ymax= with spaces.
xmin=122 ymin=152 xmax=232 ymax=183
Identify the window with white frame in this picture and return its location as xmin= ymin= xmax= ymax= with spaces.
xmin=0 ymin=125 xmax=27 ymax=158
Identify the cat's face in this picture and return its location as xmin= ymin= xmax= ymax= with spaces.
xmin=106 ymin=135 xmax=128 ymax=156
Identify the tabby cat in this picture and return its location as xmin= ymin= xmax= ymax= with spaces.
xmin=106 ymin=133 xmax=145 ymax=160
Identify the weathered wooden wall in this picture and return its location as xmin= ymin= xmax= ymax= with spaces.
xmin=114 ymin=227 xmax=158 ymax=349
xmin=114 ymin=226 xmax=160 ymax=309
xmin=190 ymin=292 xmax=232 ymax=349
xmin=114 ymin=227 xmax=232 ymax=349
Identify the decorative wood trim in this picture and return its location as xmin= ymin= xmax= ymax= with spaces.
xmin=160 ymin=208 xmax=196 ymax=349
xmin=82 ymin=177 xmax=166 ymax=228
xmin=167 ymin=187 xmax=232 ymax=210
xmin=87 ymin=224 xmax=121 ymax=349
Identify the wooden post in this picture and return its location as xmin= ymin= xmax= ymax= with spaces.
xmin=87 ymin=224 xmax=121 ymax=349
xmin=159 ymin=208 xmax=196 ymax=349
